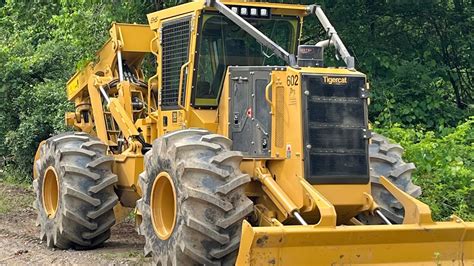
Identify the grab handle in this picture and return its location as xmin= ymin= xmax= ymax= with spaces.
xmin=178 ymin=61 xmax=190 ymax=109
xmin=265 ymin=78 xmax=274 ymax=114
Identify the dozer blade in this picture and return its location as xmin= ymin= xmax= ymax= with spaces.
xmin=236 ymin=220 xmax=473 ymax=265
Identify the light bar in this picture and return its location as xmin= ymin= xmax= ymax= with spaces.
xmin=250 ymin=8 xmax=258 ymax=16
xmin=228 ymin=6 xmax=271 ymax=19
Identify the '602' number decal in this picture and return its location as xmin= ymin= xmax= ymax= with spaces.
xmin=287 ymin=75 xmax=299 ymax=86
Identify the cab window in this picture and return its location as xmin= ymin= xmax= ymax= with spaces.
xmin=193 ymin=14 xmax=299 ymax=107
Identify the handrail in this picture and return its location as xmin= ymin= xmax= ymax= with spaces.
xmin=148 ymin=32 xmax=159 ymax=119
xmin=178 ymin=61 xmax=190 ymax=109
xmin=265 ymin=78 xmax=274 ymax=114
xmin=149 ymin=33 xmax=159 ymax=57
xmin=147 ymin=73 xmax=158 ymax=115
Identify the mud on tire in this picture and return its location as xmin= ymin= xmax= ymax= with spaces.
xmin=137 ymin=129 xmax=253 ymax=265
xmin=33 ymin=132 xmax=118 ymax=249
xmin=364 ymin=133 xmax=422 ymax=224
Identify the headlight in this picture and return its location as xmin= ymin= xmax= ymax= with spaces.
xmin=228 ymin=6 xmax=271 ymax=19
xmin=250 ymin=8 xmax=258 ymax=16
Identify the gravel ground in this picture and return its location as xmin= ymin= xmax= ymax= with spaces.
xmin=0 ymin=181 xmax=151 ymax=265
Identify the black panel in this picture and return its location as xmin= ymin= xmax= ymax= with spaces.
xmin=229 ymin=66 xmax=280 ymax=157
xmin=309 ymin=153 xmax=368 ymax=180
xmin=230 ymin=71 xmax=252 ymax=154
xmin=255 ymin=79 xmax=271 ymax=131
xmin=308 ymin=127 xmax=366 ymax=152
xmin=252 ymin=76 xmax=272 ymax=155
xmin=308 ymin=100 xmax=365 ymax=126
xmin=161 ymin=17 xmax=191 ymax=108
xmin=303 ymin=75 xmax=369 ymax=184
xmin=308 ymin=77 xmax=360 ymax=98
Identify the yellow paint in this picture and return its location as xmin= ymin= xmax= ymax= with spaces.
xmin=236 ymin=220 xmax=474 ymax=265
xmin=113 ymin=152 xmax=144 ymax=197
xmin=66 ymin=72 xmax=80 ymax=99
xmin=147 ymin=1 xmax=205 ymax=30
xmin=187 ymin=109 xmax=218 ymax=132
xmin=236 ymin=178 xmax=473 ymax=265
xmin=217 ymin=71 xmax=231 ymax=136
xmin=150 ymin=172 xmax=177 ymax=240
xmin=107 ymin=98 xmax=139 ymax=138
xmin=33 ymin=140 xmax=46 ymax=179
xmin=42 ymin=166 xmax=59 ymax=219
xmin=109 ymin=23 xmax=154 ymax=53
xmin=266 ymin=68 xmax=308 ymax=211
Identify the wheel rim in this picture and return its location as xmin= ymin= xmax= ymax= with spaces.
xmin=151 ymin=172 xmax=177 ymax=240
xmin=42 ymin=166 xmax=59 ymax=219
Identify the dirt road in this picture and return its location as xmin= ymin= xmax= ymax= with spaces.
xmin=0 ymin=181 xmax=151 ymax=264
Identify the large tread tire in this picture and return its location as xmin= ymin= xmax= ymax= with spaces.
xmin=366 ymin=133 xmax=422 ymax=224
xmin=33 ymin=132 xmax=118 ymax=249
xmin=137 ymin=129 xmax=253 ymax=265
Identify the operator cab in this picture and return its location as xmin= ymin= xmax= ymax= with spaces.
xmin=192 ymin=12 xmax=300 ymax=108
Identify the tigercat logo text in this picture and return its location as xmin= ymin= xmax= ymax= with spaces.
xmin=323 ymin=76 xmax=348 ymax=85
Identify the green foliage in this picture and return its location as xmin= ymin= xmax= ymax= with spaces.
xmin=376 ymin=118 xmax=474 ymax=221
xmin=0 ymin=1 xmax=155 ymax=181
xmin=313 ymin=0 xmax=473 ymax=130
xmin=4 ymin=81 xmax=70 ymax=175
xmin=370 ymin=63 xmax=466 ymax=129
xmin=0 ymin=180 xmax=35 ymax=214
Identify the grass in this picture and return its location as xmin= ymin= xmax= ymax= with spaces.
xmin=0 ymin=167 xmax=32 ymax=185
xmin=0 ymin=179 xmax=35 ymax=214
xmin=100 ymin=250 xmax=147 ymax=263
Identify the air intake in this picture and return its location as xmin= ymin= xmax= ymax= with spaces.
xmin=302 ymin=74 xmax=370 ymax=184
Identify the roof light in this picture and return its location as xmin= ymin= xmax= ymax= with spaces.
xmin=231 ymin=6 xmax=238 ymax=13
xmin=250 ymin=8 xmax=258 ymax=16
xmin=260 ymin=8 xmax=269 ymax=17
xmin=240 ymin=7 xmax=248 ymax=16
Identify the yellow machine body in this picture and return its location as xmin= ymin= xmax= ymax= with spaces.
xmin=50 ymin=0 xmax=474 ymax=264
xmin=236 ymin=176 xmax=474 ymax=265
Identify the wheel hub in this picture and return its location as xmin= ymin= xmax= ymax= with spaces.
xmin=151 ymin=172 xmax=177 ymax=240
xmin=42 ymin=166 xmax=59 ymax=219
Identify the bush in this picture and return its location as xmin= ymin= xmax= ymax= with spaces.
xmin=0 ymin=1 xmax=154 ymax=183
xmin=376 ymin=118 xmax=474 ymax=221
xmin=3 ymin=80 xmax=71 ymax=181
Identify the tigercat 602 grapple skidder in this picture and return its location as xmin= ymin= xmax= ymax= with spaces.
xmin=33 ymin=0 xmax=473 ymax=265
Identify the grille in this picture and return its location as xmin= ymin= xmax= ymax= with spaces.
xmin=161 ymin=17 xmax=191 ymax=108
xmin=303 ymin=75 xmax=369 ymax=184
xmin=275 ymin=85 xmax=285 ymax=148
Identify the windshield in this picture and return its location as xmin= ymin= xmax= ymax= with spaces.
xmin=193 ymin=14 xmax=299 ymax=107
